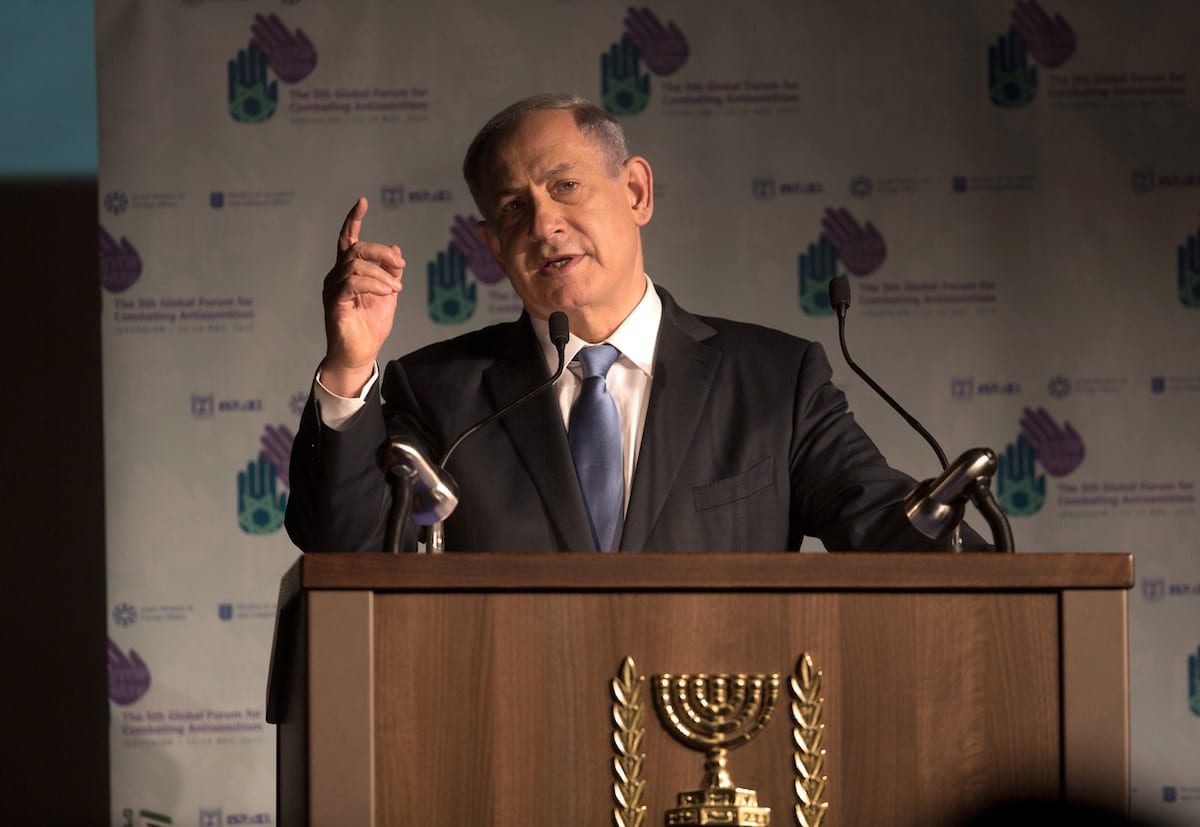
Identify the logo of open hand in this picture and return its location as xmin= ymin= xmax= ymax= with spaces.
xmin=237 ymin=454 xmax=288 ymax=534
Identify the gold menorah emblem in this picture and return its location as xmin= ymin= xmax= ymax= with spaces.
xmin=651 ymin=672 xmax=780 ymax=826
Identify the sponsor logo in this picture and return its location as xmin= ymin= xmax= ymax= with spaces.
xmin=104 ymin=190 xmax=129 ymax=215
xmin=752 ymin=178 xmax=823 ymax=201
xmin=100 ymin=227 xmax=143 ymax=294
xmin=952 ymin=378 xmax=974 ymax=400
xmin=987 ymin=1 xmax=1076 ymax=109
xmin=200 ymin=810 xmax=222 ymax=827
xmin=952 ymin=176 xmax=968 ymax=193
xmin=113 ymin=602 xmax=138 ymax=627
xmin=227 ymin=14 xmax=317 ymax=124
xmin=1163 ymin=787 xmax=1177 ymax=803
xmin=237 ymin=424 xmax=294 ymax=535
xmin=289 ymin=391 xmax=308 ymax=418
xmin=381 ymin=185 xmax=404 ymax=208
xmin=192 ymin=394 xmax=215 ymax=418
xmin=108 ymin=638 xmax=152 ymax=706
xmin=1142 ymin=578 xmax=1165 ymax=602
xmin=1151 ymin=376 xmax=1166 ymax=393
xmin=192 ymin=394 xmax=263 ymax=416
xmin=848 ymin=176 xmax=873 ymax=199
xmin=1191 ymin=645 xmax=1200 ymax=717
xmin=600 ymin=6 xmax=689 ymax=116
xmin=210 ymin=192 xmax=225 ymax=209
xmin=1047 ymin=375 xmax=1071 ymax=399
xmin=996 ymin=407 xmax=1085 ymax=518
xmin=1178 ymin=227 xmax=1200 ymax=309
xmin=219 ymin=604 xmax=233 ymax=621
xmin=797 ymin=207 xmax=886 ymax=317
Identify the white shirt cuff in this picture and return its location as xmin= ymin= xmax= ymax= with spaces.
xmin=313 ymin=363 xmax=380 ymax=431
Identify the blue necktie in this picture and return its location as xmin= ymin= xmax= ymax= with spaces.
xmin=568 ymin=344 xmax=624 ymax=551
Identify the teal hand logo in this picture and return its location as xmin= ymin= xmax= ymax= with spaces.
xmin=427 ymin=244 xmax=477 ymax=324
xmin=798 ymin=236 xmax=838 ymax=317
xmin=988 ymin=30 xmax=1037 ymax=108
xmin=602 ymin=36 xmax=651 ymax=116
xmin=996 ymin=438 xmax=1046 ymax=516
xmin=228 ymin=42 xmax=278 ymax=123
xmin=1177 ymin=230 xmax=1200 ymax=309
xmin=237 ymin=454 xmax=287 ymax=534
xmin=1190 ymin=646 xmax=1200 ymax=717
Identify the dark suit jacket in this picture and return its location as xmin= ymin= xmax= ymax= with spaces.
xmin=286 ymin=287 xmax=984 ymax=552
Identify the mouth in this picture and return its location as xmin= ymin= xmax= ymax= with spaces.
xmin=539 ymin=254 xmax=580 ymax=274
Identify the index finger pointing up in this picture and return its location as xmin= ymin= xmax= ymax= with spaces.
xmin=338 ymin=196 xmax=368 ymax=254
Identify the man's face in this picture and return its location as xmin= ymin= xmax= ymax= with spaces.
xmin=477 ymin=108 xmax=653 ymax=341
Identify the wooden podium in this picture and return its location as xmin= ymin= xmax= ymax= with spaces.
xmin=266 ymin=552 xmax=1131 ymax=827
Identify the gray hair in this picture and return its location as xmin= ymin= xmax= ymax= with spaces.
xmin=462 ymin=93 xmax=631 ymax=216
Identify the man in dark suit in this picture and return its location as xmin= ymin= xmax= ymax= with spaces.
xmin=286 ymin=93 xmax=984 ymax=553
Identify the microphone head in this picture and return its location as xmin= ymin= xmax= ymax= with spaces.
xmin=548 ymin=311 xmax=569 ymax=348
xmin=828 ymin=275 xmax=851 ymax=313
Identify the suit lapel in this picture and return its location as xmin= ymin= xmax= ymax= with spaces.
xmin=482 ymin=318 xmax=595 ymax=551
xmin=621 ymin=290 xmax=719 ymax=551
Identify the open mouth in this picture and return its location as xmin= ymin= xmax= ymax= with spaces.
xmin=542 ymin=255 xmax=577 ymax=272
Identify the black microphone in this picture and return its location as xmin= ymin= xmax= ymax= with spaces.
xmin=380 ymin=311 xmax=571 ymax=553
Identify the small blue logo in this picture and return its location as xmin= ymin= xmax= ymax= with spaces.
xmin=951 ymin=378 xmax=974 ymax=400
xmin=952 ymin=176 xmax=968 ymax=193
xmin=848 ymin=175 xmax=873 ymax=198
xmin=1047 ymin=375 xmax=1071 ymax=399
xmin=113 ymin=603 xmax=138 ymax=628
xmin=219 ymin=604 xmax=234 ymax=621
xmin=1151 ymin=376 xmax=1165 ymax=394
xmin=200 ymin=809 xmax=223 ymax=827
xmin=1132 ymin=169 xmax=1155 ymax=194
xmin=381 ymin=185 xmax=405 ymax=208
xmin=104 ymin=190 xmax=130 ymax=215
xmin=1163 ymin=786 xmax=1177 ymax=803
xmin=1142 ymin=578 xmax=1165 ymax=602
xmin=210 ymin=192 xmax=225 ymax=209
xmin=752 ymin=178 xmax=776 ymax=200
xmin=192 ymin=394 xmax=216 ymax=418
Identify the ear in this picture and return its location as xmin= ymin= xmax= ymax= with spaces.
xmin=623 ymin=156 xmax=654 ymax=227
xmin=477 ymin=219 xmax=503 ymax=267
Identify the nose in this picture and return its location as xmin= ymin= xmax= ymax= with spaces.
xmin=528 ymin=192 xmax=566 ymax=241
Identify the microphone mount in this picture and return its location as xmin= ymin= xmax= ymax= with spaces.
xmin=904 ymin=449 xmax=1014 ymax=553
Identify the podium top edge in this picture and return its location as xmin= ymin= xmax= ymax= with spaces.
xmin=280 ymin=552 xmax=1133 ymax=598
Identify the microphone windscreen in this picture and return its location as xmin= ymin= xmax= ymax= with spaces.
xmin=829 ymin=275 xmax=852 ymax=310
xmin=548 ymin=311 xmax=569 ymax=346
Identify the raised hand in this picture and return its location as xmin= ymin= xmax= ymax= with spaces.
xmin=250 ymin=13 xmax=317 ymax=84
xmin=450 ymin=214 xmax=506 ymax=285
xmin=1178 ymin=231 xmax=1200 ymax=309
xmin=820 ymin=207 xmax=886 ymax=277
xmin=228 ymin=42 xmax=278 ymax=123
xmin=988 ymin=30 xmax=1037 ymax=108
xmin=996 ymin=438 xmax=1046 ymax=516
xmin=238 ymin=454 xmax=287 ymax=534
xmin=427 ymin=243 xmax=477 ymax=324
xmin=260 ymin=424 xmax=295 ymax=488
xmin=1011 ymin=0 xmax=1076 ymax=69
xmin=99 ymin=226 xmax=142 ymax=293
xmin=1019 ymin=407 xmax=1084 ymax=476
xmin=798 ymin=236 xmax=838 ymax=318
xmin=623 ymin=6 xmax=689 ymax=76
xmin=107 ymin=638 xmax=151 ymax=706
xmin=321 ymin=197 xmax=405 ymax=396
xmin=602 ymin=36 xmax=651 ymax=116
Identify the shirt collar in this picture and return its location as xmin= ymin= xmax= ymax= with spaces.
xmin=529 ymin=273 xmax=662 ymax=378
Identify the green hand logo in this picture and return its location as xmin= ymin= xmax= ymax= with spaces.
xmin=237 ymin=454 xmax=288 ymax=534
xmin=988 ymin=30 xmax=1037 ymax=108
xmin=1177 ymin=231 xmax=1200 ymax=309
xmin=1189 ymin=646 xmax=1200 ymax=717
xmin=228 ymin=42 xmax=278 ymax=124
xmin=798 ymin=236 xmax=838 ymax=317
xmin=427 ymin=243 xmax=477 ymax=325
xmin=602 ymin=36 xmax=651 ymax=116
xmin=996 ymin=438 xmax=1046 ymax=516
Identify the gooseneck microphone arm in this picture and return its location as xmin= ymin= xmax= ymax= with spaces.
xmin=829 ymin=275 xmax=948 ymax=471
xmin=422 ymin=311 xmax=571 ymax=553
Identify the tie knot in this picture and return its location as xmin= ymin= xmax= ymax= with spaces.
xmin=577 ymin=344 xmax=620 ymax=379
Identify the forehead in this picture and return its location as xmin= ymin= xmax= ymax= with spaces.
xmin=485 ymin=109 xmax=607 ymax=189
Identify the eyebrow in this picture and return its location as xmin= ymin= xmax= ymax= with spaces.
xmin=492 ymin=162 xmax=578 ymax=199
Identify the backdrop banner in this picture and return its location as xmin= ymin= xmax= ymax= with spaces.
xmin=97 ymin=1 xmax=1200 ymax=824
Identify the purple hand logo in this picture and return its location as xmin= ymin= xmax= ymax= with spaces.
xmin=99 ymin=226 xmax=142 ymax=293
xmin=250 ymin=13 xmax=317 ymax=84
xmin=450 ymin=214 xmax=506 ymax=285
xmin=623 ymin=6 xmax=689 ymax=76
xmin=820 ymin=208 xmax=886 ymax=276
xmin=1019 ymin=406 xmax=1084 ymax=477
xmin=1011 ymin=0 xmax=1076 ymax=69
xmin=107 ymin=638 xmax=151 ymax=706
xmin=260 ymin=424 xmax=295 ymax=489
